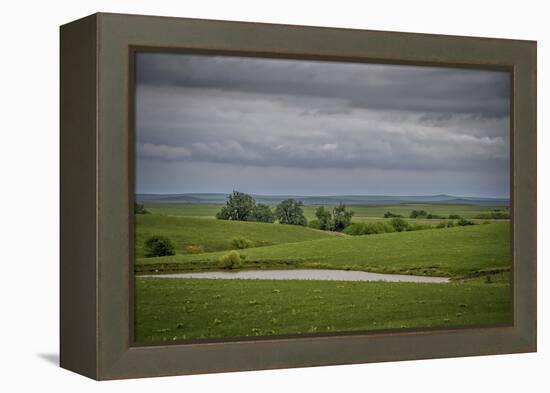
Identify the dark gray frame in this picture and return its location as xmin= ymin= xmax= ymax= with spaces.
xmin=60 ymin=12 xmax=537 ymax=380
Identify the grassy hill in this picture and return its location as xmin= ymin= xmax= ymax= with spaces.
xmin=135 ymin=215 xmax=337 ymax=257
xmin=136 ymin=222 xmax=510 ymax=278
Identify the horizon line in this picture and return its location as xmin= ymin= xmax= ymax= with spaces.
xmin=135 ymin=191 xmax=510 ymax=200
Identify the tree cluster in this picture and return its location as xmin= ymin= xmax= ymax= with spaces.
xmin=314 ymin=203 xmax=354 ymax=231
xmin=216 ymin=191 xmax=275 ymax=223
xmin=216 ymin=191 xmax=307 ymax=226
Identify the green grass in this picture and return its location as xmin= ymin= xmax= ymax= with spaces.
xmin=137 ymin=222 xmax=510 ymax=278
xmin=135 ymin=215 xmax=337 ymax=257
xmin=144 ymin=202 xmax=508 ymax=221
xmin=134 ymin=273 xmax=511 ymax=342
xmin=135 ymin=202 xmax=511 ymax=343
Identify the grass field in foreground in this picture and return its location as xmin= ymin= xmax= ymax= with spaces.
xmin=134 ymin=273 xmax=511 ymax=342
xmin=143 ymin=202 xmax=508 ymax=222
xmin=137 ymin=222 xmax=510 ymax=278
xmin=135 ymin=215 xmax=336 ymax=257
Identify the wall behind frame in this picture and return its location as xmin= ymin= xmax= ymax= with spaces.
xmin=0 ymin=0 xmax=546 ymax=392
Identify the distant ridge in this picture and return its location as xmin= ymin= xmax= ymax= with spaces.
xmin=137 ymin=193 xmax=509 ymax=206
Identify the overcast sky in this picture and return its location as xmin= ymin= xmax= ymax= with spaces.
xmin=135 ymin=52 xmax=510 ymax=198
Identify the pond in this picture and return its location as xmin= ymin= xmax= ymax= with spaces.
xmin=140 ymin=269 xmax=449 ymax=283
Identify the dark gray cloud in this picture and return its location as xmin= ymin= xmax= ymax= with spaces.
xmin=135 ymin=53 xmax=510 ymax=197
xmin=136 ymin=53 xmax=509 ymax=117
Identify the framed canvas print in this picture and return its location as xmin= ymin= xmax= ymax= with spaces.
xmin=60 ymin=13 xmax=537 ymax=380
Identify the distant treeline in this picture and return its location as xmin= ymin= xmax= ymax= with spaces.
xmin=345 ymin=217 xmax=477 ymax=237
xmin=383 ymin=208 xmax=509 ymax=220
xmin=473 ymin=211 xmax=510 ymax=219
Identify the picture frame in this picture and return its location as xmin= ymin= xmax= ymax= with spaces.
xmin=60 ymin=12 xmax=537 ymax=380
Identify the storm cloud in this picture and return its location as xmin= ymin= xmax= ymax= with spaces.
xmin=135 ymin=52 xmax=510 ymax=197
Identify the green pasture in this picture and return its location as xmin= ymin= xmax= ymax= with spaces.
xmin=136 ymin=221 xmax=510 ymax=278
xmin=134 ymin=202 xmax=511 ymax=343
xmin=143 ymin=202 xmax=508 ymax=222
xmin=135 ymin=273 xmax=511 ymax=342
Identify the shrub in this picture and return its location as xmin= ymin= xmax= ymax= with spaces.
xmin=426 ymin=213 xmax=443 ymax=219
xmin=389 ymin=217 xmax=409 ymax=232
xmin=219 ymin=251 xmax=242 ymax=269
xmin=457 ymin=218 xmax=475 ymax=226
xmin=407 ymin=223 xmax=432 ymax=231
xmin=308 ymin=219 xmax=321 ymax=229
xmin=185 ymin=245 xmax=204 ymax=254
xmin=448 ymin=214 xmax=462 ymax=219
xmin=344 ymin=222 xmax=394 ymax=236
xmin=365 ymin=222 xmax=394 ymax=234
xmin=343 ymin=222 xmax=364 ymax=235
xmin=446 ymin=221 xmax=456 ymax=228
xmin=383 ymin=211 xmax=402 ymax=218
xmin=144 ymin=236 xmax=175 ymax=257
xmin=436 ymin=222 xmax=447 ymax=229
xmin=230 ymin=237 xmax=254 ymax=249
xmin=134 ymin=202 xmax=149 ymax=214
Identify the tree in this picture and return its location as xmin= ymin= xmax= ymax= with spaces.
xmin=331 ymin=203 xmax=354 ymax=231
xmin=216 ymin=191 xmax=256 ymax=221
xmin=249 ymin=203 xmax=276 ymax=223
xmin=275 ymin=199 xmax=307 ymax=226
xmin=315 ymin=206 xmax=333 ymax=230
